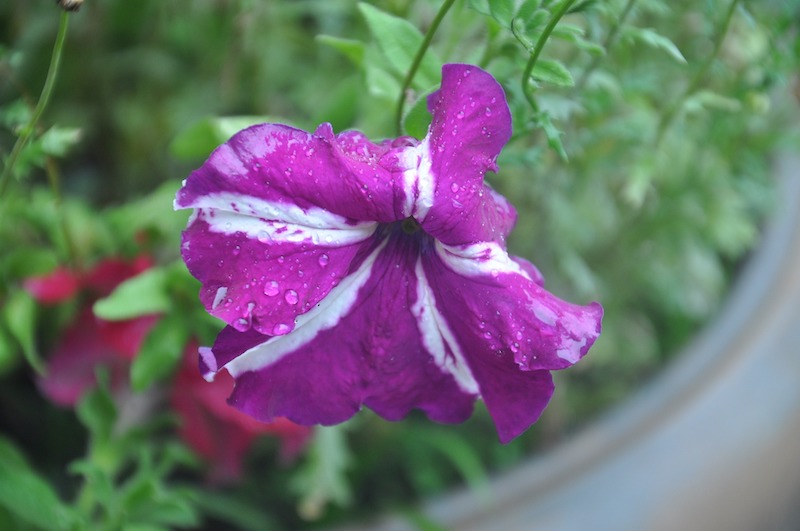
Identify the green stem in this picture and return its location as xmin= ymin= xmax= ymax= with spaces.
xmin=520 ymin=0 xmax=579 ymax=111
xmin=0 ymin=11 xmax=70 ymax=196
xmin=395 ymin=0 xmax=457 ymax=135
xmin=654 ymin=0 xmax=740 ymax=147
xmin=575 ymin=0 xmax=639 ymax=90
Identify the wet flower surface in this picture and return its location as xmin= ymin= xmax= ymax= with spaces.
xmin=176 ymin=64 xmax=602 ymax=442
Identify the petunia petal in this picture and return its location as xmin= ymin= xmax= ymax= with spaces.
xmin=423 ymin=242 xmax=602 ymax=441
xmin=175 ymin=123 xmax=416 ymax=335
xmin=202 ymin=228 xmax=478 ymax=428
xmin=418 ymin=64 xmax=514 ymax=246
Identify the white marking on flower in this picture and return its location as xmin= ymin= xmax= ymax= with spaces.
xmin=412 ymin=259 xmax=480 ymax=395
xmin=219 ymin=240 xmax=388 ymax=378
xmin=398 ymin=142 xmax=435 ymax=221
xmin=556 ymin=337 xmax=586 ymax=364
xmin=190 ymin=192 xmax=377 ymax=246
xmin=212 ymin=287 xmax=228 ymax=310
xmin=434 ymin=240 xmax=531 ymax=280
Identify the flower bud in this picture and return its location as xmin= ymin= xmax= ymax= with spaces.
xmin=56 ymin=0 xmax=83 ymax=12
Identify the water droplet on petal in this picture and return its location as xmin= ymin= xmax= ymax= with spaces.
xmin=264 ymin=280 xmax=280 ymax=296
xmin=485 ymin=107 xmax=492 ymax=116
xmin=318 ymin=254 xmax=329 ymax=267
xmin=273 ymin=323 xmax=291 ymax=335
xmin=284 ymin=289 xmax=299 ymax=305
xmin=450 ymin=182 xmax=459 ymax=193
xmin=257 ymin=230 xmax=271 ymax=243
xmin=483 ymin=331 xmax=492 ymax=339
xmin=232 ymin=246 xmax=241 ymax=256
xmin=456 ymin=110 xmax=465 ymax=119
xmin=515 ymin=330 xmax=524 ymax=341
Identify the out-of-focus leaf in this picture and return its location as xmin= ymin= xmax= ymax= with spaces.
xmin=623 ymin=27 xmax=686 ymax=63
xmin=93 ymin=267 xmax=171 ymax=320
xmin=291 ymin=425 xmax=351 ymax=520
xmin=316 ymin=35 xmax=365 ymax=66
xmin=0 ymin=437 xmax=77 ymax=530
xmin=402 ymin=88 xmax=435 ymax=139
xmin=358 ymin=3 xmax=441 ymax=89
xmin=130 ymin=313 xmax=188 ymax=392
xmin=39 ymin=126 xmax=82 ymax=157
xmin=190 ymin=490 xmax=278 ymax=531
xmin=2 ymin=290 xmax=42 ymax=374
xmin=170 ymin=116 xmax=278 ymax=161
xmin=76 ymin=376 xmax=117 ymax=442
xmin=684 ymin=90 xmax=742 ymax=113
xmin=535 ymin=111 xmax=568 ymax=161
xmin=364 ymin=47 xmax=401 ymax=99
xmin=531 ymin=59 xmax=575 ymax=87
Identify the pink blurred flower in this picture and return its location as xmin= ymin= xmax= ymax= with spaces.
xmin=171 ymin=345 xmax=313 ymax=483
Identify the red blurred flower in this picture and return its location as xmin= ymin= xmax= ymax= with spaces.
xmin=171 ymin=345 xmax=313 ymax=483
xmin=24 ymin=256 xmax=158 ymax=406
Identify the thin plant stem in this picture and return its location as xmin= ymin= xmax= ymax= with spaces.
xmin=654 ymin=0 xmax=740 ymax=147
xmin=395 ymin=0 xmax=458 ymax=135
xmin=521 ymin=0 xmax=579 ymax=111
xmin=575 ymin=0 xmax=639 ymax=90
xmin=0 ymin=11 xmax=71 ymax=196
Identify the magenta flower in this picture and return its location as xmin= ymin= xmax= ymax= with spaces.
xmin=175 ymin=64 xmax=602 ymax=442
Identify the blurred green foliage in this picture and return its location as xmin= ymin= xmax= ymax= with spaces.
xmin=1 ymin=0 xmax=799 ymax=529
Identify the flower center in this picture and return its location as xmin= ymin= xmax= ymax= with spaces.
xmin=401 ymin=217 xmax=421 ymax=234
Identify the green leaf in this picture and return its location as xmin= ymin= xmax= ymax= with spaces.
xmin=316 ymin=35 xmax=365 ymax=66
xmin=2 ymin=290 xmax=43 ymax=374
xmin=536 ymin=111 xmax=568 ymax=161
xmin=358 ymin=3 xmax=441 ymax=89
xmin=684 ymin=90 xmax=742 ymax=113
xmin=39 ymin=126 xmax=82 ymax=157
xmin=363 ymin=47 xmax=401 ymax=99
xmin=170 ymin=116 xmax=278 ymax=161
xmin=76 ymin=375 xmax=118 ymax=442
xmin=623 ymin=27 xmax=686 ymax=63
xmin=0 ymin=437 xmax=76 ymax=530
xmin=130 ymin=314 xmax=188 ymax=392
xmin=531 ymin=59 xmax=575 ymax=87
xmin=190 ymin=490 xmax=277 ymax=531
xmin=93 ymin=267 xmax=171 ymax=320
xmin=291 ymin=425 xmax=352 ymax=521
xmin=0 ymin=326 xmax=20 ymax=376
xmin=402 ymin=87 xmax=436 ymax=139
xmin=488 ymin=0 xmax=517 ymax=28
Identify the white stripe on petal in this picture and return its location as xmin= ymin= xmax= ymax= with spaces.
xmin=192 ymin=192 xmax=377 ymax=246
xmin=434 ymin=240 xmax=531 ymax=280
xmin=414 ymin=141 xmax=435 ymax=222
xmin=412 ymin=259 xmax=480 ymax=395
xmin=398 ymin=142 xmax=435 ymax=221
xmin=222 ymin=240 xmax=388 ymax=377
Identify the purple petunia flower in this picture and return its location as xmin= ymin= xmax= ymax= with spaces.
xmin=175 ymin=64 xmax=602 ymax=442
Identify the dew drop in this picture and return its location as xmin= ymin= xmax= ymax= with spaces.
xmin=318 ymin=254 xmax=330 ymax=267
xmin=456 ymin=110 xmax=465 ymax=119
xmin=273 ymin=323 xmax=291 ymax=335
xmin=450 ymin=182 xmax=459 ymax=193
xmin=257 ymin=230 xmax=271 ymax=243
xmin=232 ymin=246 xmax=241 ymax=256
xmin=263 ymin=280 xmax=280 ymax=297
xmin=483 ymin=331 xmax=492 ymax=339
xmin=515 ymin=330 xmax=524 ymax=341
xmin=284 ymin=289 xmax=299 ymax=305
